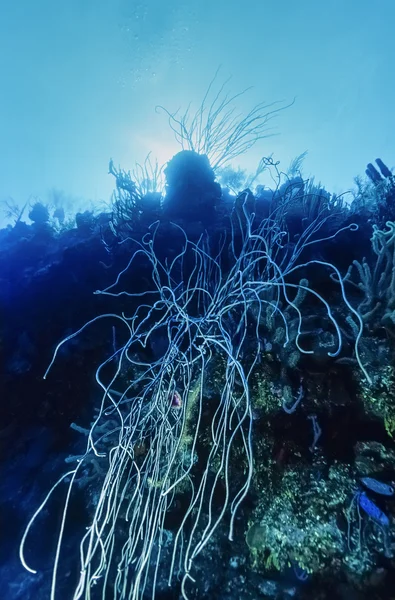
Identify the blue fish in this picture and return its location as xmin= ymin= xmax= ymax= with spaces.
xmin=359 ymin=492 xmax=390 ymax=527
xmin=361 ymin=477 xmax=394 ymax=497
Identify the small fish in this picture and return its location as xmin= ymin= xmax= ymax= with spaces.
xmin=361 ymin=477 xmax=394 ymax=497
xmin=171 ymin=390 xmax=182 ymax=409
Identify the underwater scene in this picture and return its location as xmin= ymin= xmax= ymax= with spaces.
xmin=1 ymin=2 xmax=395 ymax=599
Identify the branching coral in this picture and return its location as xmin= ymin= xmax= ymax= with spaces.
xmin=344 ymin=221 xmax=395 ymax=336
xmin=108 ymin=158 xmax=163 ymax=238
xmin=156 ymin=68 xmax=292 ymax=171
